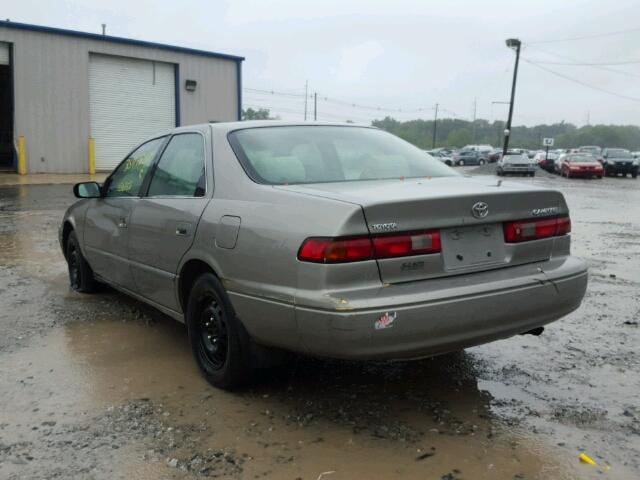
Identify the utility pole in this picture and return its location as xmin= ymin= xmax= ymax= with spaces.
xmin=101 ymin=23 xmax=106 ymax=35
xmin=502 ymin=38 xmax=521 ymax=156
xmin=432 ymin=103 xmax=439 ymax=148
xmin=304 ymin=80 xmax=308 ymax=121
xmin=314 ymin=93 xmax=317 ymax=121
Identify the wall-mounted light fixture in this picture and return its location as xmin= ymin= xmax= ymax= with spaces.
xmin=185 ymin=79 xmax=197 ymax=92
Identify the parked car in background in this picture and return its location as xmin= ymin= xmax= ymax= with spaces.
xmin=60 ymin=121 xmax=588 ymax=389
xmin=488 ymin=149 xmax=502 ymax=163
xmin=463 ymin=144 xmax=494 ymax=154
xmin=452 ymin=149 xmax=489 ymax=166
xmin=577 ymin=146 xmax=603 ymax=163
xmin=534 ymin=151 xmax=557 ymax=172
xmin=554 ymin=153 xmax=567 ymax=173
xmin=602 ymin=148 xmax=638 ymax=178
xmin=632 ymin=151 xmax=640 ymax=159
xmin=496 ymin=152 xmax=536 ymax=176
xmin=559 ymin=153 xmax=603 ymax=179
xmin=426 ymin=150 xmax=453 ymax=166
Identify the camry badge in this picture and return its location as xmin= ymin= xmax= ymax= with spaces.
xmin=532 ymin=207 xmax=560 ymax=216
xmin=471 ymin=201 xmax=489 ymax=219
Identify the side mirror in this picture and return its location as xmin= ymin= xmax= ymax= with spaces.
xmin=73 ymin=182 xmax=101 ymax=199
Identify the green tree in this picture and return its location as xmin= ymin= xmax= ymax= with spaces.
xmin=447 ymin=128 xmax=472 ymax=147
xmin=242 ymin=108 xmax=278 ymax=120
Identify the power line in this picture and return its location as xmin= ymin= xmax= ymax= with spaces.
xmin=524 ymin=44 xmax=640 ymax=79
xmin=526 ymin=58 xmax=640 ymax=66
xmin=527 ymin=26 xmax=640 ymax=44
xmin=523 ymin=59 xmax=640 ymax=103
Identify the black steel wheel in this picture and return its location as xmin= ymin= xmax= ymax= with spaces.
xmin=197 ymin=297 xmax=228 ymax=370
xmin=66 ymin=231 xmax=97 ymax=293
xmin=186 ymin=272 xmax=251 ymax=389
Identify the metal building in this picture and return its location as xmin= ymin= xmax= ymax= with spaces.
xmin=0 ymin=21 xmax=243 ymax=174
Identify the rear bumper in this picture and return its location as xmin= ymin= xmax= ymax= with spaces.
xmin=568 ymin=169 xmax=602 ymax=177
xmin=500 ymin=166 xmax=536 ymax=173
xmin=292 ymin=256 xmax=588 ymax=360
xmin=606 ymin=163 xmax=637 ymax=174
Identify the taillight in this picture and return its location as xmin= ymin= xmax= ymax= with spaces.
xmin=297 ymin=237 xmax=374 ymax=263
xmin=373 ymin=230 xmax=441 ymax=258
xmin=503 ymin=216 xmax=571 ymax=243
xmin=298 ymin=230 xmax=441 ymax=263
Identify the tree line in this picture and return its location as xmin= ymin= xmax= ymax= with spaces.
xmin=372 ymin=117 xmax=640 ymax=150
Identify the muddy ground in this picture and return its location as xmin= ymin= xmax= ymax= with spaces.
xmin=0 ymin=168 xmax=638 ymax=480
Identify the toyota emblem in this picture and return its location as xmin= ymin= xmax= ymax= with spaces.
xmin=471 ymin=201 xmax=489 ymax=219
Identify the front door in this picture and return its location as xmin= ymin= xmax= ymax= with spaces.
xmin=83 ymin=136 xmax=165 ymax=289
xmin=127 ymin=132 xmax=210 ymax=311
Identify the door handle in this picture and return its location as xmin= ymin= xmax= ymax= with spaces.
xmin=176 ymin=222 xmax=191 ymax=236
xmin=118 ymin=218 xmax=127 ymax=229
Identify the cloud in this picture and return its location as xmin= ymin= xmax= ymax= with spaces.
xmin=332 ymin=40 xmax=384 ymax=83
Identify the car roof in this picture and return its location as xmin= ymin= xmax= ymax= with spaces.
xmin=208 ymin=120 xmax=378 ymax=134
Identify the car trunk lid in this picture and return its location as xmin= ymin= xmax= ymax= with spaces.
xmin=277 ymin=177 xmax=568 ymax=284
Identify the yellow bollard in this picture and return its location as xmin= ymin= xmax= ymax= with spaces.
xmin=17 ymin=135 xmax=27 ymax=175
xmin=88 ymin=137 xmax=96 ymax=175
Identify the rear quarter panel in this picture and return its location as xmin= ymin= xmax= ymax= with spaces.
xmin=182 ymin=127 xmax=374 ymax=348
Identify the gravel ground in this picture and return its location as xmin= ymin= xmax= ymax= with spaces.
xmin=0 ymin=171 xmax=638 ymax=479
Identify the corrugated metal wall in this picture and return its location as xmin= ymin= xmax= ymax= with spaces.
xmin=0 ymin=26 xmax=240 ymax=173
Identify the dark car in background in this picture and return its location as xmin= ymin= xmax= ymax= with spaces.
xmin=559 ymin=153 xmax=603 ymax=179
xmin=602 ymin=148 xmax=639 ymax=178
xmin=534 ymin=151 xmax=557 ymax=172
xmin=452 ymin=149 xmax=489 ymax=166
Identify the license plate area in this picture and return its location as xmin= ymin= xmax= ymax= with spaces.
xmin=441 ymin=223 xmax=506 ymax=271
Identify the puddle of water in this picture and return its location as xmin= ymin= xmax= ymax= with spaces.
xmin=0 ymin=317 xmax=606 ymax=480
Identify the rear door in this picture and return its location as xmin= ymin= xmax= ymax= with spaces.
xmin=83 ymin=137 xmax=165 ymax=288
xmin=127 ymin=131 xmax=210 ymax=311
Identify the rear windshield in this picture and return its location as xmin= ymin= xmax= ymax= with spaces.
xmin=228 ymin=126 xmax=456 ymax=185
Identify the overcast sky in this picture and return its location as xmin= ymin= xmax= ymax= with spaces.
xmin=5 ymin=0 xmax=640 ymax=126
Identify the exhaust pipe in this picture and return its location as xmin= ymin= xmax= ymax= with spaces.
xmin=520 ymin=326 xmax=544 ymax=336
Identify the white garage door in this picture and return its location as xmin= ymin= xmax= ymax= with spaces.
xmin=0 ymin=42 xmax=9 ymax=65
xmin=89 ymin=54 xmax=176 ymax=171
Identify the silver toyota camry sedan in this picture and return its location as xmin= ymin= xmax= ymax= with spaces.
xmin=60 ymin=122 xmax=588 ymax=389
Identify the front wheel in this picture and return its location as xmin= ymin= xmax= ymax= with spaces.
xmin=186 ymin=273 xmax=252 ymax=389
xmin=66 ymin=231 xmax=98 ymax=293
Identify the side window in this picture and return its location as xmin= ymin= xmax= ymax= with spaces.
xmin=105 ymin=137 xmax=165 ymax=197
xmin=147 ymin=133 xmax=206 ymax=197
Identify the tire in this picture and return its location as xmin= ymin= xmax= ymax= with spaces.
xmin=458 ymin=160 xmax=465 ymax=166
xmin=479 ymin=159 xmax=486 ymax=166
xmin=632 ymin=171 xmax=638 ymax=179
xmin=66 ymin=231 xmax=98 ymax=293
xmin=597 ymin=175 xmax=602 ymax=179
xmin=186 ymin=273 xmax=252 ymax=389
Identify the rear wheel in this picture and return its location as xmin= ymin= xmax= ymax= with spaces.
xmin=458 ymin=160 xmax=465 ymax=166
xmin=632 ymin=170 xmax=638 ymax=179
xmin=186 ymin=273 xmax=252 ymax=389
xmin=479 ymin=159 xmax=486 ymax=166
xmin=66 ymin=231 xmax=97 ymax=293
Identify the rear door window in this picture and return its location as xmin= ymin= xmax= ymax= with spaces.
xmin=147 ymin=133 xmax=207 ymax=197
